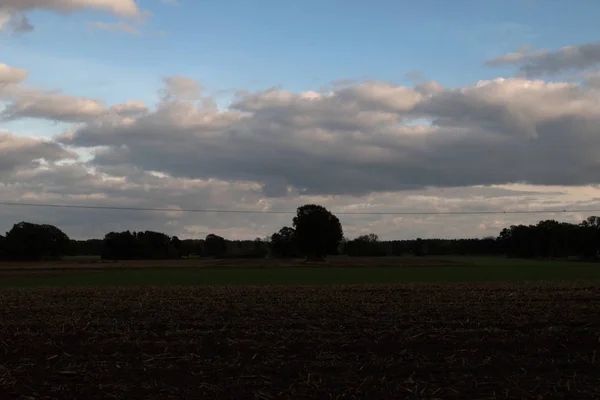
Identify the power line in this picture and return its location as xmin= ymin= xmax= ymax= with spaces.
xmin=0 ymin=201 xmax=599 ymax=216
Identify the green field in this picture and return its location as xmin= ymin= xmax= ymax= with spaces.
xmin=1 ymin=256 xmax=600 ymax=287
xmin=61 ymin=255 xmax=102 ymax=261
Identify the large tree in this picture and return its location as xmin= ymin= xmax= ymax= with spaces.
xmin=136 ymin=230 xmax=172 ymax=259
xmin=4 ymin=222 xmax=70 ymax=260
xmin=293 ymin=204 xmax=343 ymax=261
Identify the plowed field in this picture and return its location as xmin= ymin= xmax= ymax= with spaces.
xmin=2 ymin=284 xmax=600 ymax=398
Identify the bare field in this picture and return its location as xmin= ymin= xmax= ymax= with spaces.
xmin=1 ymin=284 xmax=600 ymax=399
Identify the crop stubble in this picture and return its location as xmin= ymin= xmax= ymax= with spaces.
xmin=1 ymin=283 xmax=599 ymax=399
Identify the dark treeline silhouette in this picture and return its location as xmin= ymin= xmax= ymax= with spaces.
xmin=0 ymin=222 xmax=70 ymax=261
xmin=498 ymin=217 xmax=600 ymax=259
xmin=342 ymin=236 xmax=500 ymax=257
xmin=345 ymin=234 xmax=391 ymax=257
xmin=339 ymin=217 xmax=600 ymax=259
xmin=2 ymin=210 xmax=600 ymax=261
xmin=100 ymin=231 xmax=269 ymax=260
xmin=101 ymin=230 xmax=181 ymax=260
xmin=67 ymin=239 xmax=103 ymax=257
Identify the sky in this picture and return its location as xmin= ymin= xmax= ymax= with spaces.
xmin=2 ymin=0 xmax=600 ymax=240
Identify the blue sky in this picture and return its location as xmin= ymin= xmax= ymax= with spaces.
xmin=3 ymin=0 xmax=599 ymax=110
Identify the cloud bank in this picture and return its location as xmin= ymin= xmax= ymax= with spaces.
xmin=50 ymin=75 xmax=600 ymax=197
xmin=3 ymin=40 xmax=600 ymax=239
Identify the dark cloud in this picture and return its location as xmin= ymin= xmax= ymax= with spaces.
xmin=486 ymin=41 xmax=600 ymax=78
xmin=57 ymin=76 xmax=600 ymax=197
xmin=0 ymin=158 xmax=593 ymax=240
xmin=2 ymin=13 xmax=34 ymax=34
xmin=0 ymin=132 xmax=76 ymax=176
xmin=583 ymin=70 xmax=600 ymax=88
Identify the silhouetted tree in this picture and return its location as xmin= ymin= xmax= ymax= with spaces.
xmin=270 ymin=226 xmax=298 ymax=258
xmin=102 ymin=231 xmax=137 ymax=260
xmin=4 ymin=222 xmax=70 ymax=260
xmin=170 ymin=236 xmax=183 ymax=259
xmin=293 ymin=204 xmax=343 ymax=261
xmin=579 ymin=216 xmax=600 ymax=259
xmin=136 ymin=231 xmax=171 ymax=259
xmin=204 ymin=234 xmax=227 ymax=257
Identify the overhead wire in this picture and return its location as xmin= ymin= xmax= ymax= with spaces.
xmin=0 ymin=201 xmax=598 ymax=216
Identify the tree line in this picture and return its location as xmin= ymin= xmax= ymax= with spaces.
xmin=2 ymin=205 xmax=600 ymax=261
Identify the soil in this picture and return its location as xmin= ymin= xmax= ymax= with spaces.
xmin=1 ymin=283 xmax=599 ymax=399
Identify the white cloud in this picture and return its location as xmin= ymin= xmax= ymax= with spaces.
xmin=0 ymin=0 xmax=142 ymax=33
xmin=0 ymin=63 xmax=28 ymax=84
xmin=0 ymin=62 xmax=150 ymax=123
xmin=0 ymin=0 xmax=140 ymax=16
xmin=2 ymin=90 xmax=106 ymax=122
xmin=160 ymin=76 xmax=205 ymax=102
xmin=109 ymin=100 xmax=148 ymax=117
